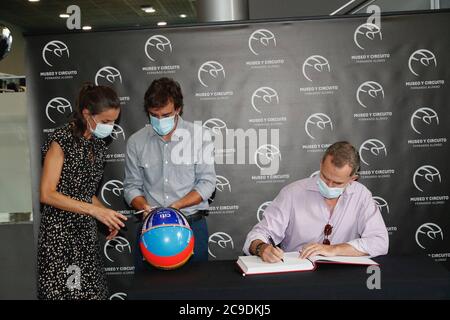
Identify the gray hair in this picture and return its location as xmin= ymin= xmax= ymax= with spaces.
xmin=322 ymin=141 xmax=360 ymax=176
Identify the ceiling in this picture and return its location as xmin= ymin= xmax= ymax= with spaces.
xmin=0 ymin=0 xmax=397 ymax=34
xmin=0 ymin=0 xmax=444 ymax=78
xmin=0 ymin=0 xmax=198 ymax=33
xmin=0 ymin=0 xmax=442 ymax=34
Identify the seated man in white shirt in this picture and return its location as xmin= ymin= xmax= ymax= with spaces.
xmin=243 ymin=141 xmax=389 ymax=263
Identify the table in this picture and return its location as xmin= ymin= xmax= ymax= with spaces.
xmin=126 ymin=255 xmax=450 ymax=299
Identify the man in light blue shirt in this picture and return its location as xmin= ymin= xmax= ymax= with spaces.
xmin=124 ymin=77 xmax=216 ymax=265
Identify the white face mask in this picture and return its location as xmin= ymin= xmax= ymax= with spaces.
xmin=88 ymin=115 xmax=114 ymax=139
xmin=149 ymin=113 xmax=178 ymax=136
xmin=317 ymin=177 xmax=345 ymax=199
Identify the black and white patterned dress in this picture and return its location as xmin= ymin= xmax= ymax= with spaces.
xmin=37 ymin=123 xmax=108 ymax=300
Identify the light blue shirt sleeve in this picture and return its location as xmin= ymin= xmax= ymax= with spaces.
xmin=193 ymin=129 xmax=216 ymax=201
xmin=123 ymin=135 xmax=145 ymax=206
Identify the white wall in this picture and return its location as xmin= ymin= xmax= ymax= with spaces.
xmin=0 ymin=92 xmax=32 ymax=215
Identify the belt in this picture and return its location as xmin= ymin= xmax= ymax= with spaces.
xmin=185 ymin=210 xmax=208 ymax=224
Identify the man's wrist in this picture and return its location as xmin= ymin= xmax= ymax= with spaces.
xmin=169 ymin=202 xmax=181 ymax=210
xmin=255 ymin=242 xmax=267 ymax=257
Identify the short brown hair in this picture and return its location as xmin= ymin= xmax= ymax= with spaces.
xmin=322 ymin=141 xmax=360 ymax=176
xmin=144 ymin=77 xmax=183 ymax=116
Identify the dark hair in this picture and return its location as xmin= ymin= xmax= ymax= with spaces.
xmin=144 ymin=77 xmax=183 ymax=116
xmin=322 ymin=141 xmax=360 ymax=176
xmin=71 ymin=82 xmax=120 ymax=138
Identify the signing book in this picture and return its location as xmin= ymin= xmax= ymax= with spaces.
xmin=236 ymin=252 xmax=379 ymax=276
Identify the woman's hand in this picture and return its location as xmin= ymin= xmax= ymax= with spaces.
xmin=106 ymin=229 xmax=119 ymax=240
xmin=91 ymin=207 xmax=127 ymax=231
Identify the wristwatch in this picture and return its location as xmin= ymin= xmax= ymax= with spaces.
xmin=255 ymin=242 xmax=266 ymax=257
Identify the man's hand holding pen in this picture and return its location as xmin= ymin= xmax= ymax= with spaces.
xmin=258 ymin=236 xmax=285 ymax=263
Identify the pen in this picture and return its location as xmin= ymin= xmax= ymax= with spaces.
xmin=133 ymin=206 xmax=157 ymax=215
xmin=268 ymin=236 xmax=284 ymax=263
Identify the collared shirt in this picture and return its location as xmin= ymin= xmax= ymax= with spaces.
xmin=243 ymin=176 xmax=389 ymax=257
xmin=124 ymin=117 xmax=216 ymax=216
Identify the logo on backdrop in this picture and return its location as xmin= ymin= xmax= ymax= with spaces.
xmin=42 ymin=40 xmax=70 ymax=67
xmin=208 ymin=174 xmax=239 ymax=215
xmin=415 ymin=223 xmax=443 ymax=250
xmin=101 ymin=180 xmax=124 ymax=206
xmin=310 ymin=170 xmax=320 ymax=178
xmin=109 ymin=292 xmax=127 ymax=300
xmin=202 ymin=118 xmax=228 ymax=135
xmin=408 ymin=107 xmax=446 ymax=149
xmin=103 ymin=236 xmax=131 ymax=263
xmin=405 ymin=49 xmax=444 ymax=90
xmin=411 ymin=165 xmax=448 ymax=206
xmin=248 ymin=29 xmax=277 ymax=56
xmin=257 ymin=201 xmax=272 ymax=222
xmin=216 ymin=175 xmax=232 ymax=193
xmin=195 ymin=61 xmax=233 ymax=100
xmin=105 ymin=125 xmax=126 ymax=163
xmin=111 ymin=124 xmax=126 ymax=141
xmin=410 ymin=107 xmax=439 ymax=135
xmin=246 ymin=29 xmax=284 ymax=69
xmin=40 ymin=40 xmax=77 ymax=80
xmin=299 ymin=55 xmax=338 ymax=95
xmin=302 ymin=55 xmax=330 ymax=82
xmin=95 ymin=66 xmax=122 ymax=85
xmin=208 ymin=232 xmax=234 ymax=259
xmin=254 ymin=144 xmax=281 ymax=176
xmin=45 ymin=97 xmax=72 ymax=124
xmin=142 ymin=35 xmax=180 ymax=75
xmin=353 ymin=81 xmax=392 ymax=122
xmin=351 ymin=21 xmax=390 ymax=64
xmin=359 ymin=139 xmax=387 ymax=166
xmin=408 ymin=49 xmax=437 ymax=77
xmin=248 ymin=88 xmax=286 ymax=127
xmin=94 ymin=66 xmax=130 ymax=104
xmin=373 ymin=196 xmax=389 ymax=214
xmin=145 ymin=35 xmax=172 ymax=62
xmin=413 ymin=165 xmax=441 ymax=192
xmin=202 ymin=118 xmax=235 ymax=164
xmin=251 ymin=87 xmax=279 ymax=114
xmin=304 ymin=113 xmax=333 ymax=140
xmin=353 ymin=23 xmax=382 ymax=50
xmin=356 ymin=81 xmax=384 ymax=109
xmin=198 ymin=61 xmax=226 ymax=88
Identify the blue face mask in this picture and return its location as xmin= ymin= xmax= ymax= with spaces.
xmin=150 ymin=114 xmax=176 ymax=136
xmin=317 ymin=176 xmax=345 ymax=199
xmin=89 ymin=116 xmax=114 ymax=139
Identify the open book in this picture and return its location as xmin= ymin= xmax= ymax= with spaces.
xmin=236 ymin=252 xmax=379 ymax=276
